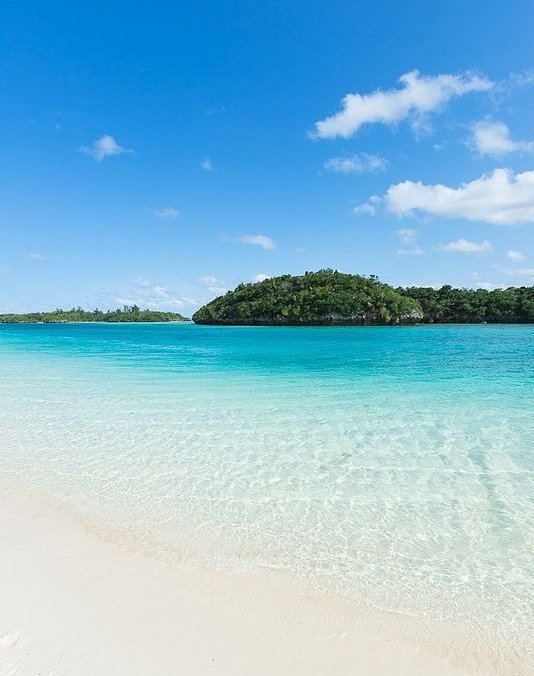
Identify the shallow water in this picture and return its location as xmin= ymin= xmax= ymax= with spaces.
xmin=0 ymin=323 xmax=532 ymax=663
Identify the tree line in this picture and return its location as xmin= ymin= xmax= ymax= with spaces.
xmin=0 ymin=305 xmax=188 ymax=323
xmin=192 ymin=270 xmax=534 ymax=325
xmin=400 ymin=285 xmax=533 ymax=323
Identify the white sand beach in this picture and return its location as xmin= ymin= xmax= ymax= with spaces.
xmin=0 ymin=491 xmax=480 ymax=676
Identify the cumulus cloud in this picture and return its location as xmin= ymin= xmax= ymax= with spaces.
xmin=29 ymin=252 xmax=45 ymax=261
xmin=79 ymin=135 xmax=133 ymax=162
xmin=311 ymin=70 xmax=493 ymax=139
xmin=470 ymin=120 xmax=534 ymax=157
xmin=237 ymin=235 xmax=276 ymax=250
xmin=200 ymin=157 xmax=214 ymax=171
xmin=252 ymin=273 xmax=270 ymax=282
xmin=154 ymin=206 xmax=181 ymax=219
xmin=384 ymin=168 xmax=534 ymax=226
xmin=324 ymin=153 xmax=388 ymax=174
xmin=506 ymin=250 xmax=527 ymax=262
xmin=197 ymin=275 xmax=227 ymax=294
xmin=438 ymin=239 xmax=493 ymax=254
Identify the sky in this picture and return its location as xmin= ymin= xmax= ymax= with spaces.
xmin=1 ymin=0 xmax=533 ymax=314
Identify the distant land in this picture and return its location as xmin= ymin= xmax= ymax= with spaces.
xmin=193 ymin=270 xmax=534 ymax=325
xmin=3 ymin=272 xmax=533 ymax=325
xmin=0 ymin=305 xmax=188 ymax=323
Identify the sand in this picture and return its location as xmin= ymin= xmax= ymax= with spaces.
xmin=0 ymin=492 xmax=482 ymax=676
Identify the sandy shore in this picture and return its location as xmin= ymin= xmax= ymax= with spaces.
xmin=0 ymin=492 xmax=485 ymax=676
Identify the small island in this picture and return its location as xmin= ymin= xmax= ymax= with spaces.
xmin=193 ymin=270 xmax=534 ymax=325
xmin=0 ymin=305 xmax=189 ymax=324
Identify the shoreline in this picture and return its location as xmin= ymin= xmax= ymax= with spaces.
xmin=1 ymin=319 xmax=533 ymax=325
xmin=0 ymin=489 xmax=520 ymax=676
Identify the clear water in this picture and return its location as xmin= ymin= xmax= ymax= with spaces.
xmin=0 ymin=323 xmax=533 ymax=664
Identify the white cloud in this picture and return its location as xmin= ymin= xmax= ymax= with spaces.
xmin=470 ymin=120 xmax=534 ymax=157
xmin=354 ymin=195 xmax=381 ymax=215
xmin=324 ymin=153 xmax=388 ymax=174
xmin=507 ymin=70 xmax=534 ymax=88
xmin=115 ymin=296 xmax=186 ymax=310
xmin=237 ymin=235 xmax=276 ymax=250
xmin=514 ymin=268 xmax=534 ymax=278
xmin=499 ymin=267 xmax=534 ymax=280
xmin=384 ymin=168 xmax=534 ymax=226
xmin=197 ymin=275 xmax=227 ymax=295
xmin=154 ymin=206 xmax=181 ymax=219
xmin=438 ymin=239 xmax=493 ymax=254
xmin=252 ymin=273 xmax=270 ymax=283
xmin=476 ymin=281 xmax=499 ymax=290
xmin=506 ymin=250 xmax=527 ymax=262
xmin=395 ymin=228 xmax=417 ymax=244
xmin=115 ymin=285 xmax=186 ymax=311
xmin=198 ymin=275 xmax=221 ymax=286
xmin=29 ymin=252 xmax=45 ymax=261
xmin=200 ymin=157 xmax=214 ymax=171
xmin=79 ymin=135 xmax=133 ymax=162
xmin=354 ymin=202 xmax=377 ymax=215
xmin=311 ymin=70 xmax=493 ymax=139
xmin=113 ymin=277 xmax=203 ymax=311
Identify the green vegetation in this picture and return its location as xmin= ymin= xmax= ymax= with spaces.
xmin=193 ymin=270 xmax=423 ymax=325
xmin=0 ymin=305 xmax=188 ymax=323
xmin=400 ymin=285 xmax=534 ymax=323
xmin=3 ymin=275 xmax=532 ymax=326
xmin=193 ymin=270 xmax=534 ymax=325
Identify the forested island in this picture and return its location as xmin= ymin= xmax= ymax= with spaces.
xmin=0 ymin=305 xmax=188 ymax=323
xmin=193 ymin=270 xmax=534 ymax=325
xmin=3 ymin=273 xmax=533 ymax=325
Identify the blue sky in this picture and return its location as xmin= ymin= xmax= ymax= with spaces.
xmin=1 ymin=0 xmax=533 ymax=314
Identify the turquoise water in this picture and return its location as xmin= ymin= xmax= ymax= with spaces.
xmin=0 ymin=323 xmax=533 ymax=664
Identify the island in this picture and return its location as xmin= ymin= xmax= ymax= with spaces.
xmin=0 ymin=305 xmax=189 ymax=323
xmin=192 ymin=270 xmax=534 ymax=325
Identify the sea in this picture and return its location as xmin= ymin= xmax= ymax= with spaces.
xmin=0 ymin=323 xmax=532 ymax=670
